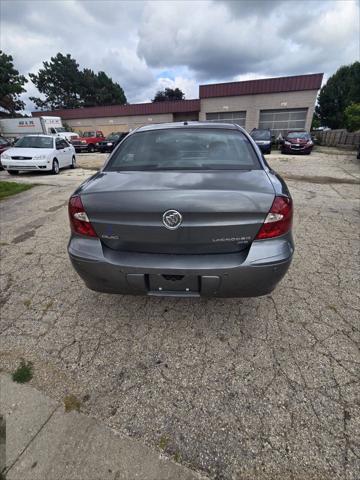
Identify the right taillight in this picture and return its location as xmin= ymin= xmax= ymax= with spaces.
xmin=68 ymin=195 xmax=97 ymax=237
xmin=255 ymin=196 xmax=293 ymax=240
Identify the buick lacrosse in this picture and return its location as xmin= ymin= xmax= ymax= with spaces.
xmin=68 ymin=122 xmax=294 ymax=297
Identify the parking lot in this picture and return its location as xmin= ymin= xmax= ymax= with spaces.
xmin=0 ymin=147 xmax=359 ymax=479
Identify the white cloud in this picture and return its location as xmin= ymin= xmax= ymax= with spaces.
xmin=138 ymin=0 xmax=359 ymax=80
xmin=0 ymin=0 xmax=359 ymax=112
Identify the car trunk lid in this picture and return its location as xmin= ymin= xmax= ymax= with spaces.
xmin=80 ymin=170 xmax=275 ymax=254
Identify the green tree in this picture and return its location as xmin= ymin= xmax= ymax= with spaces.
xmin=83 ymin=72 xmax=126 ymax=105
xmin=315 ymin=62 xmax=360 ymax=129
xmin=29 ymin=53 xmax=82 ymax=110
xmin=344 ymin=103 xmax=360 ymax=132
xmin=80 ymin=68 xmax=98 ymax=107
xmin=0 ymin=51 xmax=28 ymax=114
xmin=311 ymin=112 xmax=321 ymax=130
xmin=152 ymin=87 xmax=185 ymax=102
xmin=84 ymin=71 xmax=127 ymax=106
xmin=29 ymin=53 xmax=127 ymax=109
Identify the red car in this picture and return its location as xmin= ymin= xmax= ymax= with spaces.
xmin=71 ymin=130 xmax=105 ymax=153
xmin=281 ymin=131 xmax=313 ymax=155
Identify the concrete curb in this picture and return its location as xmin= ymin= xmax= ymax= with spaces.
xmin=0 ymin=374 xmax=207 ymax=480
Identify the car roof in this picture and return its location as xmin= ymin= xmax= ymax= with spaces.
xmin=135 ymin=121 xmax=241 ymax=133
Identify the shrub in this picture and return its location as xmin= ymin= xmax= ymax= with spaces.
xmin=344 ymin=103 xmax=360 ymax=132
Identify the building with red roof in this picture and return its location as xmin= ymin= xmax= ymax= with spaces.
xmin=32 ymin=73 xmax=323 ymax=136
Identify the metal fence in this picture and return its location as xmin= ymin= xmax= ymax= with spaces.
xmin=314 ymin=129 xmax=360 ymax=148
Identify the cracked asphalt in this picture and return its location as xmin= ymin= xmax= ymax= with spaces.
xmin=0 ymin=148 xmax=359 ymax=479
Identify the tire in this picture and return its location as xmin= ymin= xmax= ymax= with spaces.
xmin=8 ymin=170 xmax=19 ymax=175
xmin=51 ymin=159 xmax=59 ymax=175
xmin=70 ymin=155 xmax=76 ymax=169
xmin=88 ymin=144 xmax=95 ymax=153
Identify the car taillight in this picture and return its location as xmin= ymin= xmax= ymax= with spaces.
xmin=68 ymin=195 xmax=97 ymax=237
xmin=255 ymin=196 xmax=293 ymax=240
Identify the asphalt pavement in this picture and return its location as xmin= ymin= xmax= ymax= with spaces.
xmin=0 ymin=147 xmax=359 ymax=479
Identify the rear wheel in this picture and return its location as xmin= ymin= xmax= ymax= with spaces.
xmin=51 ymin=159 xmax=59 ymax=175
xmin=8 ymin=170 xmax=19 ymax=175
xmin=88 ymin=144 xmax=95 ymax=153
xmin=70 ymin=156 xmax=76 ymax=169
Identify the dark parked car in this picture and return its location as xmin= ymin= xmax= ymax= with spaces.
xmin=0 ymin=136 xmax=12 ymax=169
xmin=0 ymin=136 xmax=12 ymax=154
xmin=97 ymin=132 xmax=128 ymax=153
xmin=68 ymin=122 xmax=294 ymax=298
xmin=250 ymin=128 xmax=272 ymax=154
xmin=281 ymin=131 xmax=313 ymax=154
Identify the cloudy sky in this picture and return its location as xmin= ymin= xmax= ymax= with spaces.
xmin=1 ymin=0 xmax=359 ymax=111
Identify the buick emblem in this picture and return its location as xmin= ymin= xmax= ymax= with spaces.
xmin=162 ymin=210 xmax=182 ymax=230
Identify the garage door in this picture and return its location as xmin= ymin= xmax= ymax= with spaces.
xmin=259 ymin=109 xmax=307 ymax=136
xmin=206 ymin=111 xmax=246 ymax=128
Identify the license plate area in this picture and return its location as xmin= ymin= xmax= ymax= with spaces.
xmin=148 ymin=274 xmax=199 ymax=293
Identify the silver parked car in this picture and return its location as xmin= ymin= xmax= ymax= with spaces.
xmin=68 ymin=122 xmax=294 ymax=297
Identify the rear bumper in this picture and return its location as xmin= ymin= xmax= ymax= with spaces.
xmin=68 ymin=233 xmax=294 ymax=298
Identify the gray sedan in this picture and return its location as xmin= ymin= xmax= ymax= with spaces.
xmin=68 ymin=122 xmax=294 ymax=297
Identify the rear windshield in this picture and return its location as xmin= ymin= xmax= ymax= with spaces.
xmin=105 ymin=128 xmax=261 ymax=171
xmin=251 ymin=130 xmax=271 ymax=140
xmin=14 ymin=136 xmax=53 ymax=149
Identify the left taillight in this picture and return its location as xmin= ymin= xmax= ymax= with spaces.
xmin=68 ymin=195 xmax=97 ymax=237
xmin=255 ymin=196 xmax=293 ymax=240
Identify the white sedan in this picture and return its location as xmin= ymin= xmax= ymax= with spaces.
xmin=0 ymin=135 xmax=76 ymax=175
